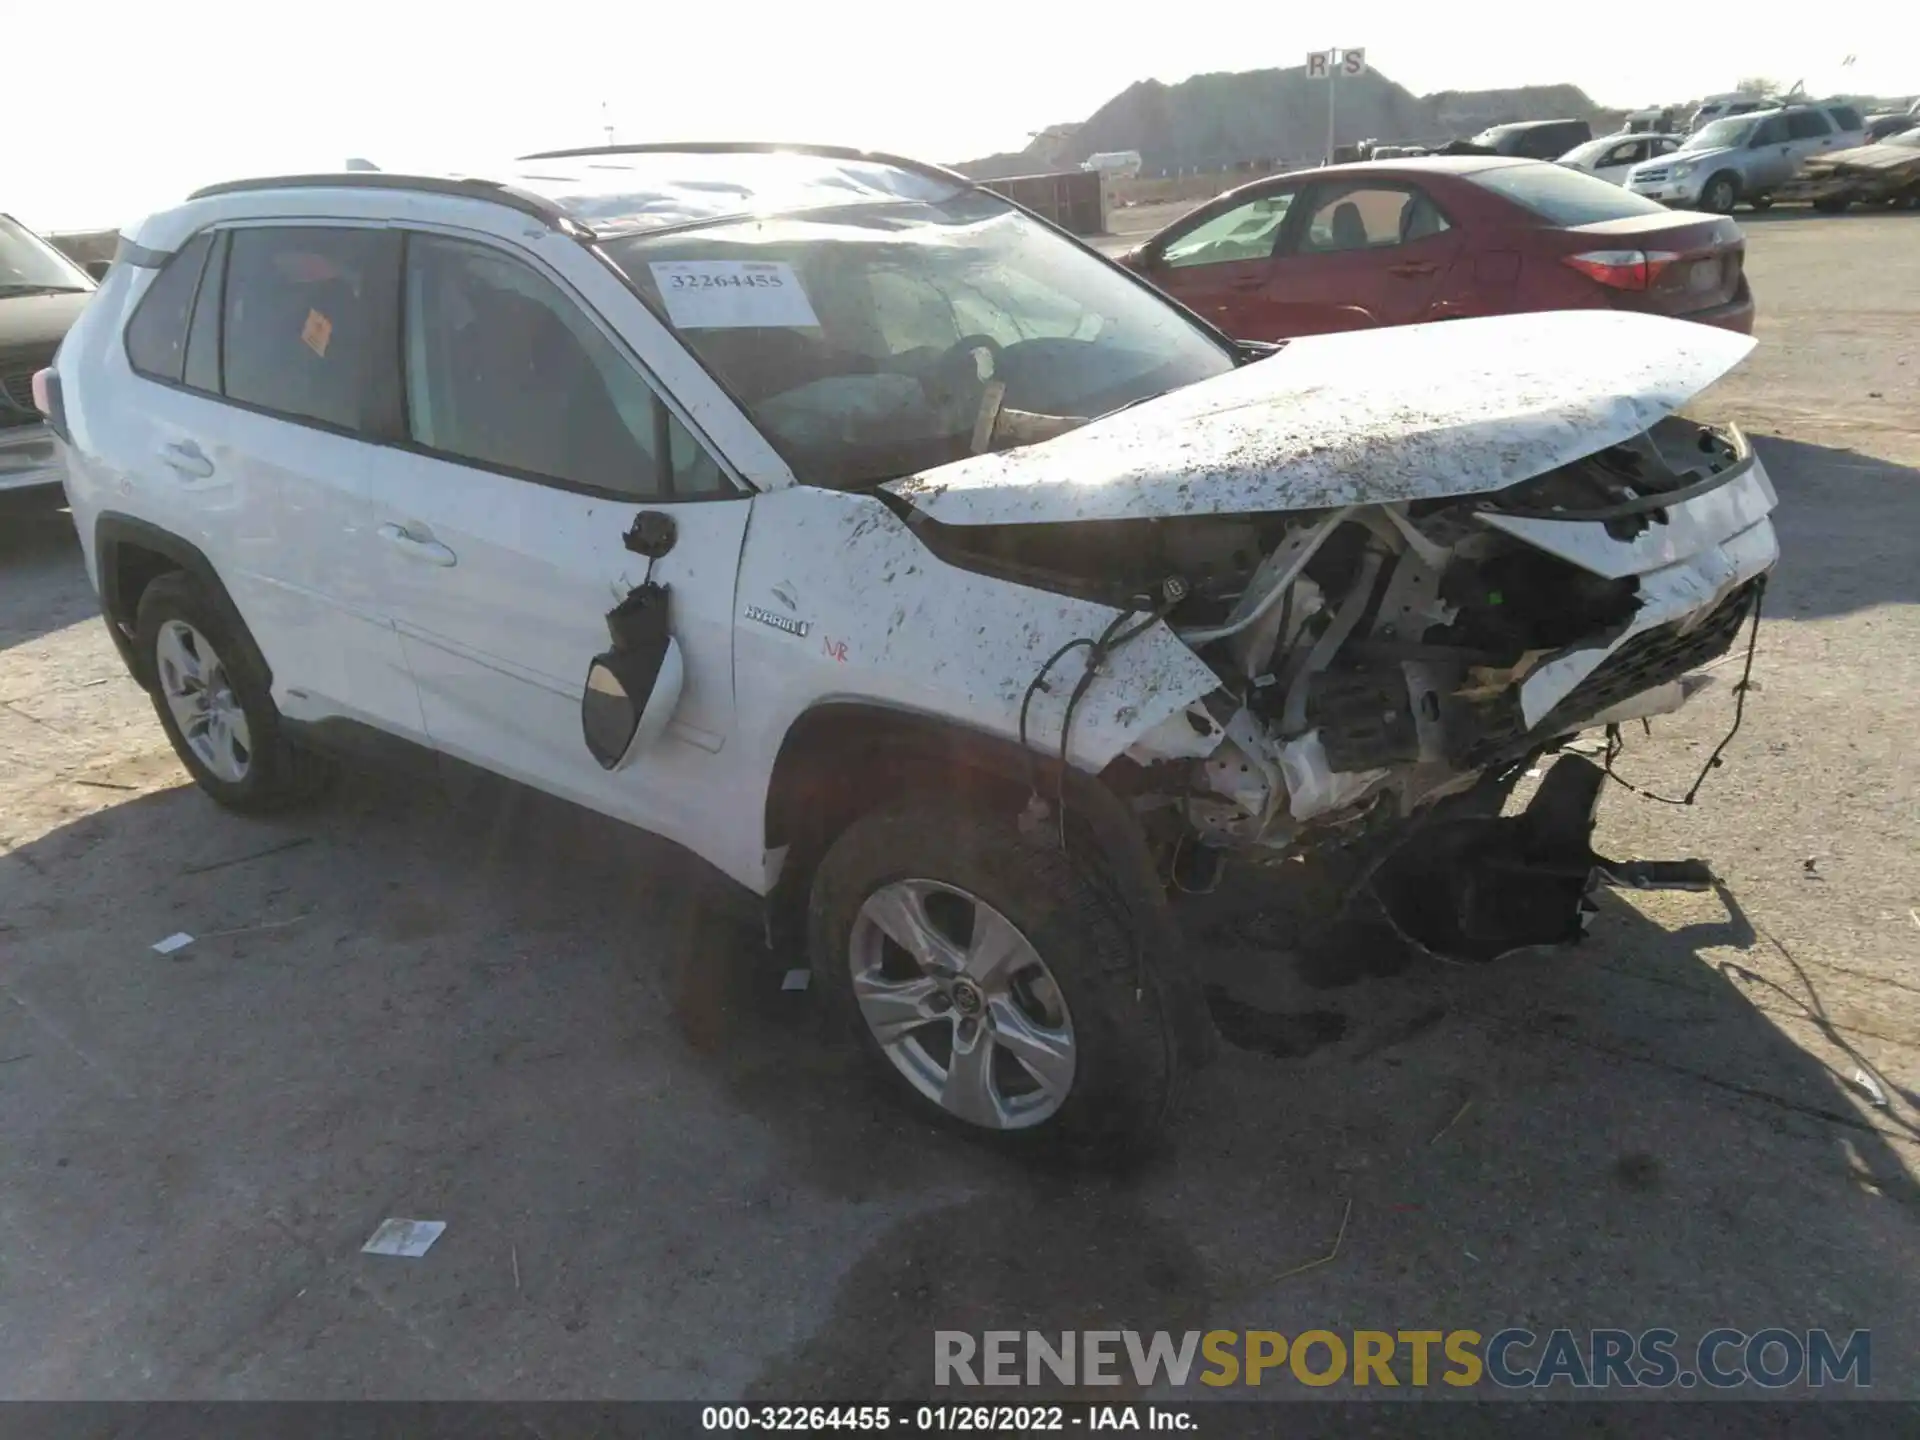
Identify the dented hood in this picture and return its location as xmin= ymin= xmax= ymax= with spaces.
xmin=883 ymin=311 xmax=1754 ymax=527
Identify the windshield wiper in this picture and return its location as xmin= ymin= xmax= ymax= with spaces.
xmin=0 ymin=282 xmax=90 ymax=297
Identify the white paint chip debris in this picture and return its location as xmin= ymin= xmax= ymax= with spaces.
xmin=782 ymin=968 xmax=812 ymax=992
xmin=361 ymin=1218 xmax=447 ymax=1257
xmin=1851 ymin=1070 xmax=1890 ymax=1109
xmin=151 ymin=933 xmax=194 ymax=956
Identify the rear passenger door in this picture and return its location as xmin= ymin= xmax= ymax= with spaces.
xmin=1786 ymin=108 xmax=1838 ymax=166
xmin=360 ymin=228 xmax=751 ymax=846
xmin=1269 ymin=182 xmax=1461 ymax=330
xmin=119 ymin=223 xmax=421 ymax=737
xmin=1745 ymin=114 xmax=1797 ymax=190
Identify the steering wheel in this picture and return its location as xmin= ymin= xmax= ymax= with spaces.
xmin=919 ymin=334 xmax=1008 ymax=451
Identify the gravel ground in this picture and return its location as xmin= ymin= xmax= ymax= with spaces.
xmin=1 ymin=211 xmax=1916 ymax=1406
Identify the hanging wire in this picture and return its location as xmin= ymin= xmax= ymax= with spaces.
xmin=1601 ymin=575 xmax=1767 ymax=807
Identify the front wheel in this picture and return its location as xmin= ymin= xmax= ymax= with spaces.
xmin=809 ymin=800 xmax=1180 ymax=1160
xmin=1701 ymin=173 xmax=1740 ymax=214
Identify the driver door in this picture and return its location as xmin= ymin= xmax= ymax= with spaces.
xmin=1139 ymin=187 xmax=1300 ymax=340
xmin=360 ymin=228 xmax=751 ymax=850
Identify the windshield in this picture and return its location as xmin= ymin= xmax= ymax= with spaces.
xmin=1683 ymin=116 xmax=1758 ymax=151
xmin=0 ymin=215 xmax=92 ymax=294
xmin=600 ymin=190 xmax=1236 ymax=490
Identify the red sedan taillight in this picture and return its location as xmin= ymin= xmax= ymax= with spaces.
xmin=1563 ymin=249 xmax=1681 ymax=291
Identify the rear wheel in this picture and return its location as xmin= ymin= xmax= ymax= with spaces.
xmin=135 ymin=572 xmax=330 ymax=813
xmin=809 ymin=799 xmax=1179 ymax=1161
xmin=1813 ymin=195 xmax=1853 ymax=213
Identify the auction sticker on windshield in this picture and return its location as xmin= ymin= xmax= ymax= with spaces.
xmin=649 ymin=260 xmax=820 ymax=329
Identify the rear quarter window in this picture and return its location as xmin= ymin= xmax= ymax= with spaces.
xmin=1465 ymin=163 xmax=1674 ymax=224
xmin=124 ymin=232 xmax=214 ymax=383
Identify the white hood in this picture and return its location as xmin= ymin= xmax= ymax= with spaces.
xmin=884 ymin=311 xmax=1754 ymax=527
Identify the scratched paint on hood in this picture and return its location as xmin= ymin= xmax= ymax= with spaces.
xmin=884 ymin=311 xmax=1755 ymax=527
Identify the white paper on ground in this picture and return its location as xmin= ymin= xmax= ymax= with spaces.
xmin=649 ymin=260 xmax=820 ymax=330
xmin=362 ymin=1218 xmax=447 ymax=1257
xmin=151 ymin=932 xmax=194 ymax=955
xmin=782 ymin=968 xmax=812 ymax=992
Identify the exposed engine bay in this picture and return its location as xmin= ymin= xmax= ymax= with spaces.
xmin=905 ymin=414 xmax=1776 ymax=876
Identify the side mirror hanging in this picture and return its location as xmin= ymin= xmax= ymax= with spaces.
xmin=581 ymin=580 xmax=684 ymax=770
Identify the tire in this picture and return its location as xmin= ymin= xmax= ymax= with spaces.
xmin=809 ymin=799 xmax=1180 ymax=1162
xmin=135 ymin=571 xmax=330 ymax=813
xmin=1702 ymin=173 xmax=1740 ymax=214
xmin=1813 ymin=195 xmax=1853 ymax=214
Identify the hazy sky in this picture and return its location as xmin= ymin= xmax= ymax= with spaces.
xmin=13 ymin=1 xmax=1917 ymax=230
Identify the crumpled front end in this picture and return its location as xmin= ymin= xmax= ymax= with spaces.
xmin=1117 ymin=416 xmax=1777 ymax=863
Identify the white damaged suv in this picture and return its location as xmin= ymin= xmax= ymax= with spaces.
xmin=44 ymin=145 xmax=1778 ymax=1157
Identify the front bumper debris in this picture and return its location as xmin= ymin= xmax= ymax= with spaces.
xmin=1364 ymin=754 xmax=1713 ymax=964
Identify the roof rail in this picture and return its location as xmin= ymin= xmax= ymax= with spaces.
xmin=513 ymin=140 xmax=975 ymax=190
xmin=184 ymin=172 xmax=588 ymax=234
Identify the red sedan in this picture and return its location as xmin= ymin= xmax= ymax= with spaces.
xmin=1118 ymin=156 xmax=1754 ymax=340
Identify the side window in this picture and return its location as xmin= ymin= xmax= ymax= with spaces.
xmin=1159 ymin=193 xmax=1294 ymax=269
xmin=1653 ymin=136 xmax=1680 ymax=156
xmin=1751 ymin=116 xmax=1789 ymax=146
xmin=1299 ymin=187 xmax=1440 ymax=253
xmin=124 ymin=232 xmax=213 ymax=384
xmin=1602 ymin=142 xmax=1641 ymax=167
xmin=403 ymin=233 xmax=729 ymax=500
xmin=1787 ymin=110 xmax=1833 ymax=141
xmin=182 ymin=232 xmax=227 ymax=394
xmin=223 ymin=227 xmax=388 ymax=432
xmin=1828 ymin=106 xmax=1863 ymax=132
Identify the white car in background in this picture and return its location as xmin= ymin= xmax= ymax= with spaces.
xmin=1559 ymin=132 xmax=1684 ymax=185
xmin=41 ymin=145 xmax=1780 ymax=1158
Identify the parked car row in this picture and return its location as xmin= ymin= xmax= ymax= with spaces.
xmin=1621 ymin=102 xmax=1867 ymax=212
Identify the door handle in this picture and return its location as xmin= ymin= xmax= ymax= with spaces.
xmin=378 ymin=522 xmax=457 ymax=567
xmin=159 ymin=440 xmax=214 ymax=479
xmin=1389 ymin=262 xmax=1437 ymax=278
xmin=1228 ymin=276 xmax=1268 ymax=291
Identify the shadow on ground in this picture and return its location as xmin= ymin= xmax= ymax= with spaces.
xmin=1753 ymin=435 xmax=1920 ymax=618
xmin=4 ymin=750 xmax=1913 ymax=1398
xmin=0 ymin=493 xmax=90 ymax=652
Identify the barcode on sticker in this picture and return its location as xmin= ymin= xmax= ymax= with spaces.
xmin=649 ymin=260 xmax=820 ymax=330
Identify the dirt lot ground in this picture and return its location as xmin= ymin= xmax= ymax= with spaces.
xmin=3 ymin=212 xmax=1918 ymax=1406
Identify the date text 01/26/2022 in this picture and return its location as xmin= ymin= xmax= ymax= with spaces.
xmin=701 ymin=1405 xmax=1194 ymax=1431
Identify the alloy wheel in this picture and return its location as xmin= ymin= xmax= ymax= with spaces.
xmin=154 ymin=620 xmax=252 ymax=784
xmin=848 ymin=879 xmax=1076 ymax=1129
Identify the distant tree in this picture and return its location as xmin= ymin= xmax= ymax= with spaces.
xmin=1734 ymin=76 xmax=1784 ymax=96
